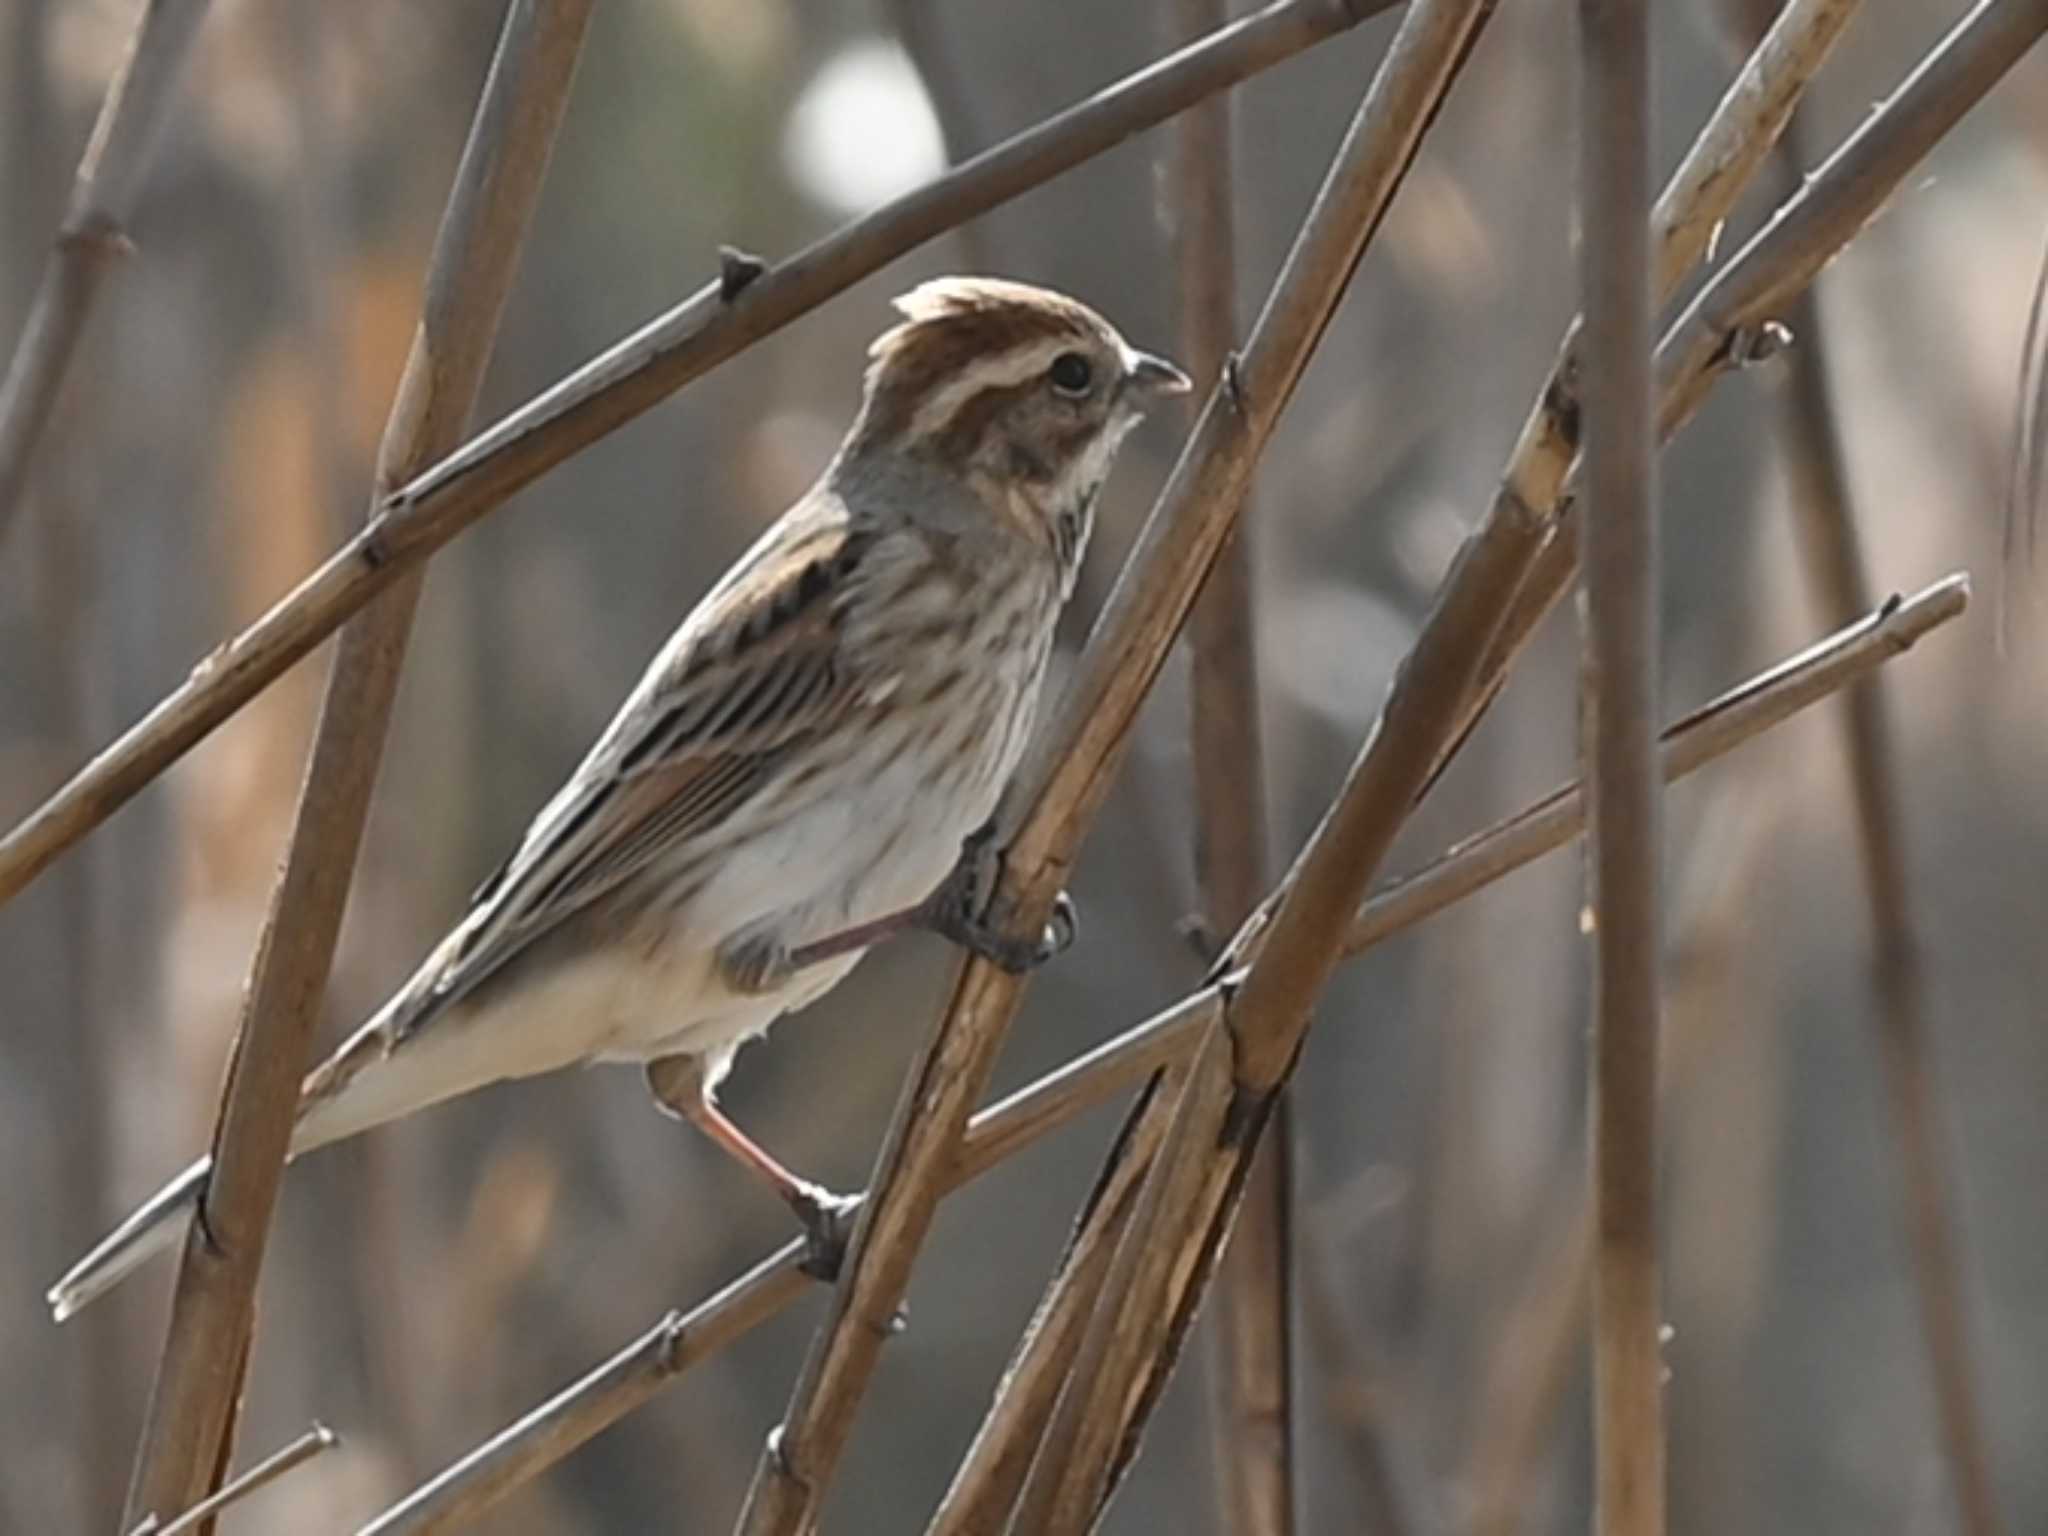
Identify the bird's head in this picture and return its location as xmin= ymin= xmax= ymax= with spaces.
xmin=843 ymin=277 xmax=1190 ymax=573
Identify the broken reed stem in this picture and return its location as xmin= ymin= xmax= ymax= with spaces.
xmin=0 ymin=0 xmax=1392 ymax=913
xmin=351 ymin=577 xmax=1965 ymax=1535
xmin=117 ymin=3 xmax=594 ymax=1523
xmin=972 ymin=0 xmax=2032 ymax=1493
xmin=1011 ymin=1031 xmax=1241 ymax=1535
xmin=0 ymin=0 xmax=213 ymax=540
xmin=1164 ymin=0 xmax=1295 ymax=1530
xmin=733 ymin=0 xmax=1499 ymax=1528
xmin=1576 ymin=0 xmax=1665 ymax=1529
xmin=926 ymin=1066 xmax=1191 ymax=1536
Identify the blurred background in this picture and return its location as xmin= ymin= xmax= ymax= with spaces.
xmin=3 ymin=0 xmax=2046 ymax=1531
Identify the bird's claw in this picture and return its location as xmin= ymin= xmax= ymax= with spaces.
xmin=787 ymin=1183 xmax=863 ymax=1282
xmin=925 ymin=883 xmax=1076 ymax=973
xmin=920 ymin=829 xmax=1078 ymax=974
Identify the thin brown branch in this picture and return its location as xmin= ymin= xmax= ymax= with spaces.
xmin=0 ymin=0 xmax=1393 ymax=914
xmin=351 ymin=578 xmax=1964 ymax=1534
xmin=1166 ymin=0 xmax=1294 ymax=1529
xmin=734 ymin=0 xmax=1497 ymax=1528
xmin=1351 ymin=576 xmax=1968 ymax=954
xmin=968 ymin=0 xmax=2022 ymax=1479
xmin=117 ymin=3 xmax=594 ymax=1523
xmin=129 ymin=1424 xmax=337 ymax=1536
xmin=1577 ymin=0 xmax=1664 ymax=1529
xmin=0 ymin=0 xmax=213 ymax=540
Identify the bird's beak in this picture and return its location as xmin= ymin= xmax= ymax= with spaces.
xmin=1126 ymin=350 xmax=1193 ymax=399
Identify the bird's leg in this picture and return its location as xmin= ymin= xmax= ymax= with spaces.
xmin=915 ymin=823 xmax=1077 ymax=973
xmin=780 ymin=827 xmax=1078 ymax=976
xmin=645 ymin=1054 xmax=860 ymax=1281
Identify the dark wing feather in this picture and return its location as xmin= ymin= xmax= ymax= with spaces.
xmin=395 ymin=506 xmax=870 ymax=1031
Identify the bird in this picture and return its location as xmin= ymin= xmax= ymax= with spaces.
xmin=49 ymin=276 xmax=1191 ymax=1322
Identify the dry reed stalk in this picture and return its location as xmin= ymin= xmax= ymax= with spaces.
xmin=351 ymin=578 xmax=1964 ymax=1534
xmin=1576 ymin=0 xmax=1664 ymax=1528
xmin=1165 ymin=0 xmax=1295 ymax=1530
xmin=0 ymin=0 xmax=214 ymax=540
xmin=117 ymin=3 xmax=594 ymax=1524
xmin=0 ymin=0 xmax=1394 ymax=913
xmin=926 ymin=1067 xmax=1191 ymax=1536
xmin=948 ymin=0 xmax=2026 ymax=1493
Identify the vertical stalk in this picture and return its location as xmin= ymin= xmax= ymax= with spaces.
xmin=1167 ymin=0 xmax=1292 ymax=1532
xmin=1576 ymin=0 xmax=1664 ymax=1531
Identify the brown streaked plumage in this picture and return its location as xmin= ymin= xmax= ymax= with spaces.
xmin=49 ymin=277 xmax=1189 ymax=1321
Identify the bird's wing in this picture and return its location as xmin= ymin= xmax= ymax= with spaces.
xmin=392 ymin=504 xmax=875 ymax=1036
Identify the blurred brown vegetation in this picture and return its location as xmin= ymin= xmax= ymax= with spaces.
xmin=3 ymin=0 xmax=2046 ymax=1531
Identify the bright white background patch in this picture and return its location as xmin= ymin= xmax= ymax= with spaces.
xmin=782 ymin=40 xmax=946 ymax=217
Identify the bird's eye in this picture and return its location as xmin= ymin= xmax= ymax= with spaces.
xmin=1049 ymin=352 xmax=1094 ymax=396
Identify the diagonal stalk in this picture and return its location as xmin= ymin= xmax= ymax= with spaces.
xmin=117 ymin=3 xmax=595 ymax=1523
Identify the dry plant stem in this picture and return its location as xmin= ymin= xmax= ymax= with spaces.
xmin=1577 ymin=0 xmax=1665 ymax=1528
xmin=0 ymin=0 xmax=213 ymax=541
xmin=1166 ymin=0 xmax=1295 ymax=1529
xmin=0 ymin=0 xmax=1395 ymax=914
xmin=976 ymin=0 xmax=2026 ymax=1478
xmin=353 ymin=579 xmax=1963 ymax=1536
xmin=1011 ymin=1033 xmax=1241 ymax=1535
xmin=926 ymin=1067 xmax=1188 ymax=1536
xmin=1420 ymin=0 xmax=1863 ymax=798
xmin=1759 ymin=146 xmax=2004 ymax=1536
xmin=129 ymin=1424 xmax=337 ymax=1536
xmin=118 ymin=4 xmax=593 ymax=1524
xmin=735 ymin=0 xmax=1496 ymax=1527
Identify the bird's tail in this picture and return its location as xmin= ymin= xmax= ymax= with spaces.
xmin=48 ymin=1155 xmax=212 ymax=1324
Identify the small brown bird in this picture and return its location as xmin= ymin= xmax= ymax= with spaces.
xmin=50 ymin=276 xmax=1190 ymax=1321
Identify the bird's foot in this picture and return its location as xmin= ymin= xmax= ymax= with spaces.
xmin=787 ymin=1182 xmax=864 ymax=1282
xmin=919 ymin=826 xmax=1077 ymax=974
